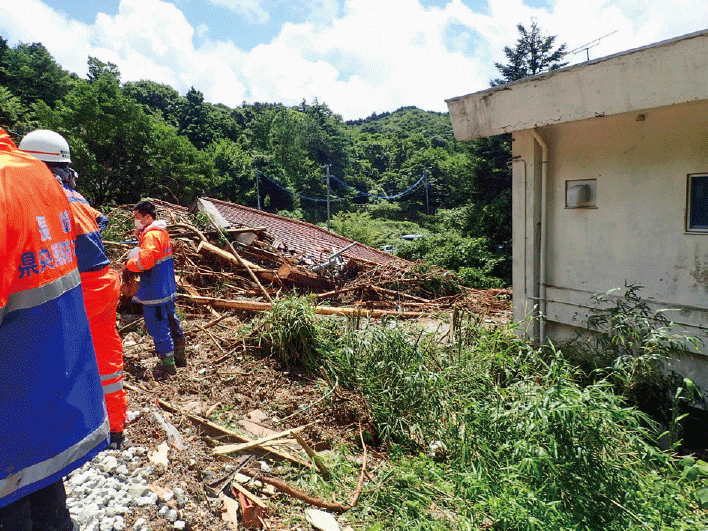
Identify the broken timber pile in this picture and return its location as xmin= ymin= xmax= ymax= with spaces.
xmin=104 ymin=200 xmax=511 ymax=320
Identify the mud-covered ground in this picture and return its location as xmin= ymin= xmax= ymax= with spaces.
xmin=118 ymin=308 xmax=377 ymax=531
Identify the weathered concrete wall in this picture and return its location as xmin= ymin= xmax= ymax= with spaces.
xmin=447 ymin=30 xmax=708 ymax=141
xmin=513 ymin=99 xmax=708 ymax=389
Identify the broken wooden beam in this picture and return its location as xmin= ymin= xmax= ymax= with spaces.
xmin=214 ymin=426 xmax=307 ymax=455
xmin=277 ymin=263 xmax=332 ymax=290
xmin=184 ymin=294 xmax=424 ymax=319
xmin=196 ymin=240 xmax=269 ymax=272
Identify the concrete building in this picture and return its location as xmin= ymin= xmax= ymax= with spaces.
xmin=446 ymin=29 xmax=708 ymax=389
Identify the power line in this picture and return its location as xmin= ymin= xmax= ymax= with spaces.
xmin=255 ymin=169 xmax=428 ymax=203
xmin=256 ymin=170 xmax=348 ymax=203
xmin=329 ymin=174 xmax=427 ymax=200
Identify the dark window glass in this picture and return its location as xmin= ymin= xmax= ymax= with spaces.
xmin=689 ymin=175 xmax=708 ymax=230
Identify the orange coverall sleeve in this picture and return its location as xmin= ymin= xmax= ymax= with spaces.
xmin=126 ymin=231 xmax=162 ymax=273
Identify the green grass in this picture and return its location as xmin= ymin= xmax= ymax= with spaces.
xmin=244 ymin=295 xmax=708 ymax=530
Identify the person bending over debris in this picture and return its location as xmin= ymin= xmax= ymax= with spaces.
xmin=20 ymin=129 xmax=127 ymax=449
xmin=0 ymin=127 xmax=109 ymax=530
xmin=124 ymin=200 xmax=186 ymax=379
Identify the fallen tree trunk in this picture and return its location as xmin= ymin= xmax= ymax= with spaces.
xmin=184 ymin=294 xmax=423 ymax=319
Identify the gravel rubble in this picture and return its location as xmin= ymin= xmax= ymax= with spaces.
xmin=65 ymin=443 xmax=188 ymax=531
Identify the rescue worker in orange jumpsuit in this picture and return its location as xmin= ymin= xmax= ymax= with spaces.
xmin=124 ymin=200 xmax=186 ymax=379
xmin=0 ymin=127 xmax=109 ymax=529
xmin=20 ymin=129 xmax=127 ymax=449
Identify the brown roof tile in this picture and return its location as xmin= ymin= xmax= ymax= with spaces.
xmin=202 ymin=197 xmax=401 ymax=265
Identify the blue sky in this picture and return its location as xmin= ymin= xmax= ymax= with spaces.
xmin=1 ymin=0 xmax=706 ymax=120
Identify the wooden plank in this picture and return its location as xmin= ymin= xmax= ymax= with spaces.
xmin=231 ymin=482 xmax=268 ymax=510
xmin=214 ymin=426 xmax=307 ymax=455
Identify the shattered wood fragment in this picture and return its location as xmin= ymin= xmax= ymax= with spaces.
xmin=239 ymin=419 xmax=276 ymax=439
xmin=231 ymin=482 xmax=268 ymax=509
xmin=214 ymin=426 xmax=307 ymax=455
xmin=218 ymin=492 xmax=241 ymax=530
xmin=123 ymin=382 xmax=312 ymax=469
xmin=205 ymin=402 xmax=222 ymax=418
xmin=203 ymin=314 xmax=228 ymax=329
xmin=277 ymin=263 xmax=332 ymax=290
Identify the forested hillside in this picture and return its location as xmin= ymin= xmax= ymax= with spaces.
xmin=0 ymin=37 xmax=512 ymax=287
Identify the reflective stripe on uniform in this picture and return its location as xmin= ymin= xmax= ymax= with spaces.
xmin=0 ymin=270 xmax=81 ymax=327
xmin=0 ymin=415 xmax=109 ymax=499
xmin=102 ymin=380 xmax=124 ymax=394
xmin=100 ymin=370 xmax=123 ymax=382
xmin=132 ymin=294 xmax=176 ymax=305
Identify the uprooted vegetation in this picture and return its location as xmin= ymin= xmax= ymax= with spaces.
xmin=105 ymin=204 xmax=708 ymax=530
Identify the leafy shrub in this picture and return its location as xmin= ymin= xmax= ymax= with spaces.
xmin=564 ymin=284 xmax=703 ymax=436
xmin=246 ymin=295 xmax=323 ymax=371
xmin=397 ymin=232 xmax=507 ymax=288
xmin=334 ymin=317 xmax=707 ymax=530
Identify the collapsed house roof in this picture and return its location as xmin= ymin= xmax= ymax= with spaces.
xmin=197 ymin=197 xmax=400 ymax=266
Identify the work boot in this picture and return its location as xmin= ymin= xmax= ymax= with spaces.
xmin=173 ymin=338 xmax=187 ymax=368
xmin=152 ymin=357 xmax=177 ymax=380
xmin=109 ymin=431 xmax=124 ymax=450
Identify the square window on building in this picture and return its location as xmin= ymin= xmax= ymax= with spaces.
xmin=687 ymin=174 xmax=708 ymax=231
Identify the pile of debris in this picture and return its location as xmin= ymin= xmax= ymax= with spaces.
xmin=97 ymin=198 xmax=512 ymax=530
xmin=104 ymin=198 xmax=512 ymax=322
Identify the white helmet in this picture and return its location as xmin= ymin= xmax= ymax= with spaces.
xmin=19 ymin=129 xmax=71 ymax=163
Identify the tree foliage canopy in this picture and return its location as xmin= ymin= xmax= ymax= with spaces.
xmin=0 ymin=25 xmax=566 ymax=286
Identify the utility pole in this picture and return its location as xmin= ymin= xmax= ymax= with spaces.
xmin=324 ymin=164 xmax=331 ymax=230
xmin=423 ymin=168 xmax=430 ymax=215
xmin=255 ymin=170 xmax=261 ymax=210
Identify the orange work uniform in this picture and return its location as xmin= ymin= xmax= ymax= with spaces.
xmin=61 ymin=184 xmax=126 ymax=434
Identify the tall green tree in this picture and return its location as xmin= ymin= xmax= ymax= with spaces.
xmin=177 ymin=87 xmax=220 ymax=149
xmin=491 ymin=21 xmax=568 ymax=86
xmin=124 ymin=80 xmax=181 ymax=126
xmin=87 ymin=56 xmax=121 ymax=83
xmin=35 ymin=64 xmax=212 ymax=206
xmin=207 ymin=138 xmax=254 ymax=204
xmin=0 ymin=86 xmax=29 ymax=131
xmin=0 ymin=41 xmax=72 ymax=108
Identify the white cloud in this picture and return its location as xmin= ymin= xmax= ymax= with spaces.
xmin=207 ymin=0 xmax=269 ymax=24
xmin=0 ymin=0 xmax=707 ymax=120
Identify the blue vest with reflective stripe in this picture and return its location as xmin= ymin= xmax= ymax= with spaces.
xmin=0 ymin=279 xmax=109 ymax=507
xmin=0 ymin=131 xmax=109 ymax=508
xmin=133 ymin=255 xmax=178 ymax=305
